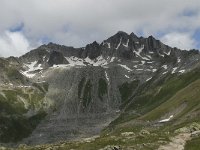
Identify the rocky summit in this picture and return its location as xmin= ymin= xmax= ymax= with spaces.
xmin=0 ymin=31 xmax=200 ymax=150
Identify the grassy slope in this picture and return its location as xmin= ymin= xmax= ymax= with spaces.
xmin=108 ymin=71 xmax=200 ymax=127
xmin=128 ymin=70 xmax=200 ymax=111
xmin=185 ymin=136 xmax=200 ymax=150
xmin=0 ymin=84 xmax=48 ymax=143
xmin=142 ymin=79 xmax=200 ymax=121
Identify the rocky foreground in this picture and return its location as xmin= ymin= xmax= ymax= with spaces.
xmin=0 ymin=122 xmax=200 ymax=150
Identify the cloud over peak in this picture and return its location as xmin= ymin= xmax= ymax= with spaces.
xmin=161 ymin=32 xmax=196 ymax=50
xmin=0 ymin=31 xmax=31 ymax=57
xmin=0 ymin=0 xmax=200 ymax=57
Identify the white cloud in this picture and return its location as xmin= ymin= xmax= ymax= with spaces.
xmin=0 ymin=0 xmax=200 ymax=56
xmin=0 ymin=31 xmax=31 ymax=57
xmin=161 ymin=32 xmax=196 ymax=50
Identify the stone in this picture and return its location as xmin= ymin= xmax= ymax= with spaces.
xmin=140 ymin=129 xmax=150 ymax=135
xmin=191 ymin=130 xmax=200 ymax=137
xmin=121 ymin=132 xmax=135 ymax=137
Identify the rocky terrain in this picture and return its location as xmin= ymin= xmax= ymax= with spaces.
xmin=0 ymin=31 xmax=200 ymax=149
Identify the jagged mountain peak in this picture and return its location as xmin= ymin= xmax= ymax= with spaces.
xmin=86 ymin=41 xmax=100 ymax=47
xmin=108 ymin=31 xmax=130 ymax=41
xmin=38 ymin=42 xmax=74 ymax=51
xmin=82 ymin=41 xmax=101 ymax=59
xmin=18 ymin=31 xmax=200 ymax=69
xmin=48 ymin=51 xmax=68 ymax=66
xmin=1 ymin=30 xmax=200 ymax=147
xmin=130 ymin=32 xmax=139 ymax=40
xmin=116 ymin=30 xmax=129 ymax=36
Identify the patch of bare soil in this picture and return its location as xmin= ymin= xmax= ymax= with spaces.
xmin=158 ymin=133 xmax=191 ymax=150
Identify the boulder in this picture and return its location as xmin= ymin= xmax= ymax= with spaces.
xmin=139 ymin=129 xmax=150 ymax=135
xmin=191 ymin=130 xmax=200 ymax=138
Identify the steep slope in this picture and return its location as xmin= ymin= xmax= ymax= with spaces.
xmin=0 ymin=58 xmax=50 ymax=143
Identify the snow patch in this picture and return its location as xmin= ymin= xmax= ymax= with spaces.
xmin=123 ymin=39 xmax=129 ymax=48
xmin=152 ymin=69 xmax=157 ymax=72
xmin=93 ymin=56 xmax=108 ymax=66
xmin=107 ymin=43 xmax=111 ymax=48
xmin=110 ymin=57 xmax=115 ymax=63
xmin=65 ymin=56 xmax=86 ymax=66
xmin=136 ymin=69 xmax=143 ymax=71
xmin=20 ymin=71 xmax=36 ymax=78
xmin=118 ymin=64 xmax=132 ymax=71
xmin=164 ymin=50 xmax=171 ymax=56
xmin=159 ymin=53 xmax=165 ymax=57
xmin=105 ymin=71 xmax=110 ymax=84
xmin=125 ymin=75 xmax=130 ymax=78
xmin=21 ymin=61 xmax=43 ymax=78
xmin=65 ymin=56 xmax=109 ymax=67
xmin=141 ymin=61 xmax=145 ymax=65
xmin=134 ymin=45 xmax=150 ymax=60
xmin=163 ymin=71 xmax=168 ymax=75
xmin=115 ymin=38 xmax=122 ymax=49
xmin=134 ymin=45 xmax=144 ymax=56
xmin=133 ymin=65 xmax=138 ymax=68
xmin=162 ymin=65 xmax=168 ymax=70
xmin=43 ymin=56 xmax=46 ymax=61
xmin=25 ymin=61 xmax=43 ymax=72
xmin=146 ymin=77 xmax=152 ymax=81
xmin=159 ymin=115 xmax=173 ymax=123
xmin=178 ymin=70 xmax=185 ymax=73
xmin=172 ymin=67 xmax=178 ymax=74
xmin=146 ymin=55 xmax=152 ymax=59
xmin=177 ymin=57 xmax=181 ymax=63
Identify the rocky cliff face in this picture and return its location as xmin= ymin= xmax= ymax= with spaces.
xmin=0 ymin=31 xmax=200 ymax=146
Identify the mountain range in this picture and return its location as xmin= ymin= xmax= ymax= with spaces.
xmin=0 ymin=31 xmax=200 ymax=150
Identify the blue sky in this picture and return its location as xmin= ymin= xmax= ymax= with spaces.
xmin=0 ymin=0 xmax=200 ymax=57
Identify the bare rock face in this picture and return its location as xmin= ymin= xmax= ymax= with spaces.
xmin=48 ymin=51 xmax=68 ymax=66
xmin=82 ymin=41 xmax=101 ymax=59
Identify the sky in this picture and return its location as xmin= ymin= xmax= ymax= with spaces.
xmin=0 ymin=0 xmax=200 ymax=57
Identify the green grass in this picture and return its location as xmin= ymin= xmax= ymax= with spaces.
xmin=142 ymin=79 xmax=200 ymax=121
xmin=0 ymin=86 xmax=47 ymax=143
xmin=6 ymin=67 xmax=25 ymax=84
xmin=19 ymin=122 xmax=172 ymax=150
xmin=2 ymin=89 xmax=28 ymax=114
xmin=109 ymin=69 xmax=200 ymax=127
xmin=1 ymin=87 xmax=45 ymax=115
xmin=126 ymin=69 xmax=200 ymax=116
xmin=0 ymin=111 xmax=47 ymax=143
xmin=185 ymin=137 xmax=200 ymax=150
